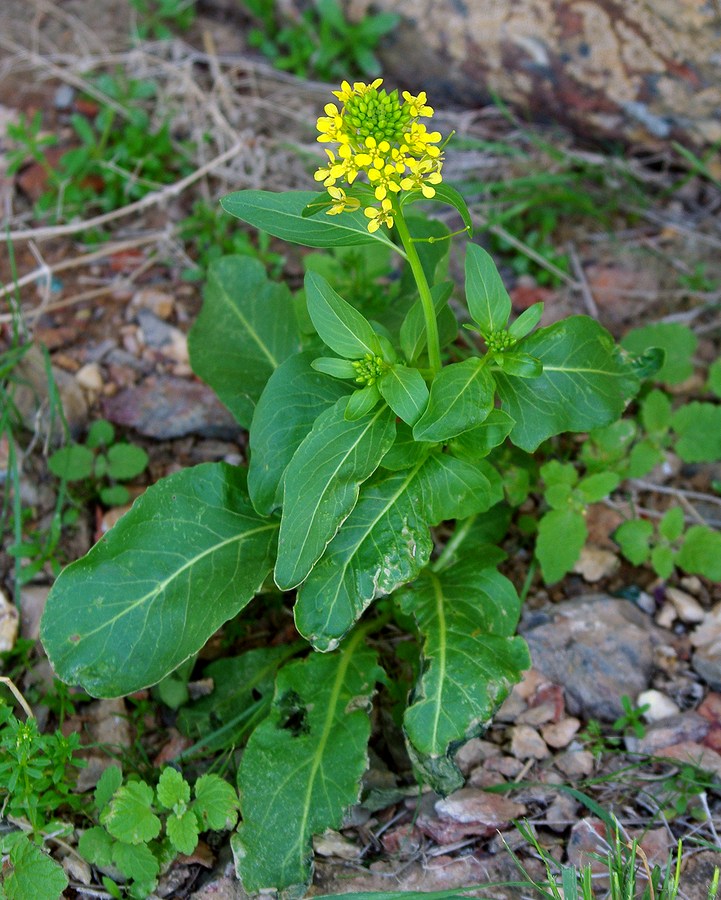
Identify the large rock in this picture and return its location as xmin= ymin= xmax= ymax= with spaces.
xmin=342 ymin=0 xmax=721 ymax=148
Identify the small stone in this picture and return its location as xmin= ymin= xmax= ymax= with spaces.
xmin=381 ymin=823 xmax=422 ymax=857
xmin=655 ymin=603 xmax=677 ymax=629
xmin=510 ymin=725 xmax=549 ymax=760
xmin=635 ymin=827 xmax=675 ymax=867
xmin=692 ymin=647 xmax=721 ymax=691
xmin=0 ymin=588 xmax=19 ymax=652
xmin=313 ymin=829 xmax=360 ymax=860
xmin=75 ymin=362 xmax=104 ymax=394
xmin=54 ymin=84 xmax=75 ymax=109
xmin=628 ymin=711 xmax=709 ymax=754
xmin=495 ymin=687 xmax=527 ymax=722
xmin=654 ymin=741 xmax=721 ymax=778
xmin=541 ymin=717 xmax=581 ymax=748
xmin=680 ymin=576 xmax=703 ymax=596
xmin=100 ymin=504 xmax=133 ymax=534
xmin=131 ymin=288 xmax=175 ymax=320
xmin=573 ymin=545 xmax=619 ymax=582
xmin=637 ymin=689 xmax=680 ymax=722
xmin=62 ymin=854 xmax=92 ymax=885
xmin=517 ymin=700 xmax=559 ymax=726
xmin=454 ymin=737 xmax=501 ymax=774
xmin=479 ymin=755 xmax=525 ymax=778
xmin=666 ymin=587 xmax=706 ymax=624
xmin=435 ymin=788 xmax=526 ymax=826
xmin=554 ymin=749 xmax=595 ymax=778
xmin=567 ymin=818 xmax=610 ymax=877
xmin=545 ymin=792 xmax=579 ymax=833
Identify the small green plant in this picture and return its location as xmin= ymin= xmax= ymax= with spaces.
xmin=130 ymin=0 xmax=196 ymax=40
xmin=242 ymin=0 xmax=399 ymax=81
xmin=611 ymin=695 xmax=649 ymax=739
xmin=0 ymin=830 xmax=69 ymax=899
xmin=48 ymin=418 xmax=148 ymax=507
xmin=78 ymin=765 xmax=239 ymax=898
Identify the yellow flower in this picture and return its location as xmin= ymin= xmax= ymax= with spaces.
xmin=327 ymin=186 xmax=361 ymax=215
xmin=402 ymin=122 xmax=442 ymax=157
xmin=400 ymin=157 xmax=443 ymax=197
xmin=332 ymin=78 xmax=383 ymax=103
xmin=314 ymin=149 xmax=339 ymax=186
xmin=402 ymin=90 xmax=433 ymax=118
xmin=364 ymin=198 xmax=394 ymax=233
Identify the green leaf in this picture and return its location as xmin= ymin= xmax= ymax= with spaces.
xmin=188 ymin=256 xmax=301 ymax=429
xmin=405 ymin=183 xmax=473 ymax=235
xmin=101 ymin=781 xmax=161 ymax=844
xmin=508 ymin=302 xmax=544 ymax=340
xmin=420 ymin=454 xmax=493 ymax=524
xmin=111 ymin=841 xmax=159 ymax=884
xmin=378 ymin=365 xmax=429 ymax=426
xmin=659 ymin=506 xmax=685 ymax=542
xmin=495 ymin=351 xmax=543 ymax=378
xmin=380 ymin=421 xmax=433 ymax=471
xmin=2 ymin=832 xmax=68 ymax=900
xmin=671 ymin=402 xmax=721 ymax=462
xmin=248 ymin=352 xmax=350 ymax=516
xmin=47 ymin=444 xmax=94 ymax=481
xmin=156 ymin=767 xmax=190 ymax=810
xmin=345 ymin=383 xmax=382 ymax=420
xmin=194 ymin=774 xmax=240 ymax=831
xmin=641 ymin=389 xmax=672 ymax=435
xmin=86 ymin=418 xmax=115 ymax=449
xmin=677 ymin=525 xmax=721 ymax=581
xmin=614 ymin=519 xmax=653 ymax=565
xmin=627 ymin=439 xmax=664 ymax=478
xmin=651 ymin=544 xmax=675 ymax=579
xmin=311 ymin=357 xmax=358 ymax=379
xmin=621 ymin=322 xmax=697 ymax=385
xmin=707 ymin=359 xmax=721 ymax=398
xmin=536 ymin=508 xmax=587 ymax=583
xmin=577 ymin=472 xmax=620 ymax=503
xmin=221 ymin=190 xmax=396 ymax=250
xmin=413 ymin=359 xmax=494 ymax=442
xmin=167 ymin=808 xmax=199 ymax=855
xmin=95 ymin=765 xmax=123 ymax=810
xmin=464 ymin=243 xmax=512 ymax=336
xmin=448 ymin=409 xmax=515 ymax=461
xmin=396 ymin=560 xmax=530 ymax=794
xmin=99 ymin=485 xmax=130 ymax=507
xmin=496 ymin=317 xmax=640 ymax=452
xmin=233 ymin=635 xmax=381 ymax=893
xmin=305 ymin=271 xmax=382 ymax=359
xmin=399 ymin=282 xmax=456 ymax=364
xmin=275 ymin=399 xmax=396 ymax=590
xmin=40 ymin=463 xmax=278 ymax=697
xmin=106 ymin=443 xmax=149 ymax=481
xmin=78 ymin=826 xmax=114 ymax=869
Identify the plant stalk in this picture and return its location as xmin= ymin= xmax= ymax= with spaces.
xmin=393 ymin=203 xmax=442 ymax=374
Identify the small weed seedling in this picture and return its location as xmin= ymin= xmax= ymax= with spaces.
xmin=129 ymin=0 xmax=196 ymax=40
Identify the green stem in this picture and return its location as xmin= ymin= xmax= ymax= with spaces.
xmin=392 ymin=203 xmax=442 ymax=374
xmin=432 ymin=515 xmax=477 ymax=572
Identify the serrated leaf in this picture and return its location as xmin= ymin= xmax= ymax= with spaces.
xmin=396 ymin=560 xmax=530 ymax=794
xmin=496 ymin=317 xmax=640 ymax=452
xmin=78 ymin=826 xmax=114 ymax=869
xmin=577 ymin=472 xmax=620 ymax=503
xmin=399 ymin=282 xmax=456 ymax=364
xmin=677 ymin=525 xmax=721 ymax=581
xmin=194 ymin=774 xmax=240 ymax=831
xmin=48 ymin=444 xmax=94 ymax=481
xmin=621 ymin=322 xmax=697 ymax=385
xmin=221 ymin=190 xmax=396 ymax=250
xmin=156 ymin=767 xmax=190 ymax=810
xmin=448 ymin=409 xmax=515 ymax=461
xmin=464 ymin=243 xmax=512 ymax=336
xmin=188 ymin=256 xmax=301 ymax=429
xmin=101 ymin=781 xmax=161 ymax=844
xmin=167 ymin=808 xmax=199 ymax=855
xmin=233 ymin=635 xmax=381 ymax=893
xmin=536 ymin=508 xmax=587 ymax=583
xmin=413 ymin=359 xmax=494 ymax=442
xmin=614 ymin=519 xmax=653 ymax=565
xmin=305 ymin=272 xmax=381 ymax=359
xmin=40 ymin=463 xmax=278 ymax=697
xmin=2 ymin=833 xmax=69 ymax=900
xmin=111 ymin=841 xmax=159 ymax=884
xmin=106 ymin=443 xmax=148 ymax=481
xmin=275 ymin=399 xmax=395 ymax=590
xmin=378 ymin=365 xmax=429 ymax=425
xmin=248 ymin=352 xmax=350 ymax=517
xmin=671 ymin=402 xmax=721 ymax=462
xmin=659 ymin=506 xmax=685 ymax=542
xmin=95 ymin=765 xmax=123 ymax=810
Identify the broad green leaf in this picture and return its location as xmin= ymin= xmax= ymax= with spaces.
xmin=106 ymin=443 xmax=149 ymax=481
xmin=448 ymin=409 xmax=514 ymax=461
xmin=677 ymin=525 xmax=721 ymax=581
xmin=194 ymin=774 xmax=240 ymax=831
xmin=2 ymin=833 xmax=68 ymax=900
xmin=536 ymin=508 xmax=587 ymax=583
xmin=311 ymin=357 xmax=358 ymax=379
xmin=577 ymin=472 xmax=620 ymax=503
xmin=294 ymin=462 xmax=433 ymax=651
xmin=380 ymin=421 xmax=433 ymax=471
xmin=167 ymin=809 xmax=199 ymax=855
xmin=221 ymin=190 xmax=396 ymax=250
xmin=275 ymin=399 xmax=396 ymax=590
xmin=233 ymin=634 xmax=381 ymax=893
xmin=48 ymin=444 xmax=94 ymax=481
xmin=672 ymin=402 xmax=721 ymax=462
xmin=156 ymin=767 xmax=190 ymax=810
xmin=101 ymin=781 xmax=161 ymax=844
xmin=188 ymin=256 xmax=301 ymax=429
xmin=399 ymin=281 xmax=456 ymax=363
xmin=464 ymin=243 xmax=512 ymax=336
xmin=621 ymin=322 xmax=697 ymax=385
xmin=413 ymin=358 xmax=494 ymax=442
xmin=627 ymin=439 xmax=664 ymax=478
xmin=305 ymin=271 xmax=382 ymax=359
xmin=495 ymin=352 xmax=542 ymax=378
xmin=614 ymin=519 xmax=653 ymax=565
xmin=78 ymin=826 xmax=114 ymax=869
xmin=40 ymin=464 xmax=278 ymax=697
xmin=508 ymin=302 xmax=544 ymax=340
xmin=659 ymin=506 xmax=684 ymax=542
xmin=396 ymin=560 xmax=530 ymax=794
xmin=378 ymin=365 xmax=429 ymax=425
xmin=345 ymin=383 xmax=382 ymax=419
xmin=419 ymin=454 xmax=493 ymax=524
xmin=495 ymin=317 xmax=640 ymax=452
xmin=112 ymin=841 xmax=159 ymax=885
xmin=248 ymin=352 xmax=350 ymax=516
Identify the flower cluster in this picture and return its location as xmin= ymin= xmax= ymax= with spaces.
xmin=315 ymin=79 xmax=444 ymax=233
